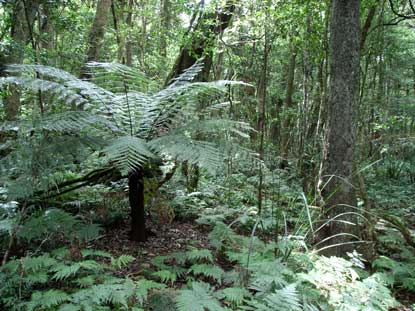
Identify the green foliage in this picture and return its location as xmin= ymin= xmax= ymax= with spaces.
xmin=0 ymin=249 xmax=164 ymax=310
xmin=301 ymin=256 xmax=398 ymax=311
xmin=176 ymin=282 xmax=224 ymax=311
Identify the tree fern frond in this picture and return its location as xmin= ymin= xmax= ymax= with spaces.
xmin=149 ymin=135 xmax=222 ymax=174
xmin=103 ymin=136 xmax=155 ymax=175
xmin=6 ymin=64 xmax=115 ymax=110
xmin=176 ymin=282 xmax=224 ymax=311
xmin=85 ymin=62 xmax=156 ymax=93
xmin=166 ymin=61 xmax=205 ymax=87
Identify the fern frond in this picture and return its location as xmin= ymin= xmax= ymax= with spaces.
xmin=185 ymin=249 xmax=214 ymax=263
xmin=262 ymin=284 xmax=302 ymax=311
xmin=111 ymin=255 xmax=135 ymax=269
xmin=103 ymin=136 xmax=155 ymax=175
xmin=217 ymin=287 xmax=251 ymax=306
xmin=135 ymin=279 xmax=167 ymax=305
xmin=152 ymin=270 xmax=177 ymax=285
xmin=149 ymin=135 xmax=222 ymax=174
xmin=175 ymin=282 xmax=224 ymax=311
xmin=5 ymin=64 xmax=115 ymax=110
xmin=188 ymin=264 xmax=224 ymax=284
xmin=166 ymin=61 xmax=205 ymax=87
xmin=27 ymin=289 xmax=70 ymax=310
xmin=85 ymin=61 xmax=156 ymax=93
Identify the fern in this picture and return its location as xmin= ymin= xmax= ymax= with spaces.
xmin=152 ymin=270 xmax=178 ymax=285
xmin=185 ymin=249 xmax=214 ymax=263
xmin=176 ymin=282 xmax=224 ymax=311
xmin=111 ymin=255 xmax=136 ymax=269
xmin=135 ymin=279 xmax=167 ymax=304
xmin=262 ymin=284 xmax=302 ymax=311
xmin=188 ymin=264 xmax=224 ymax=284
xmin=217 ymin=287 xmax=251 ymax=306
xmin=27 ymin=289 xmax=70 ymax=310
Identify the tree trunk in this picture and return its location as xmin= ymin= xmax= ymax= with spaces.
xmin=129 ymin=170 xmax=147 ymax=242
xmin=159 ymin=0 xmax=171 ymax=58
xmin=81 ymin=0 xmax=111 ymax=77
xmin=125 ymin=0 xmax=134 ymax=66
xmin=165 ymin=0 xmax=235 ymax=85
xmin=317 ymin=0 xmax=361 ymax=257
xmin=280 ymin=42 xmax=297 ymax=168
xmin=2 ymin=0 xmax=38 ymax=120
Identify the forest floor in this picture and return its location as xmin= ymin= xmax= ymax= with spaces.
xmin=92 ymin=220 xmax=212 ymax=279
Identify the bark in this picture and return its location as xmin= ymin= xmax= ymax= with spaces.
xmin=360 ymin=4 xmax=377 ymax=51
xmin=129 ymin=170 xmax=146 ymax=242
xmin=125 ymin=0 xmax=134 ymax=66
xmin=317 ymin=0 xmax=361 ymax=257
xmin=81 ymin=0 xmax=111 ymax=77
xmin=159 ymin=0 xmax=171 ymax=57
xmin=279 ymin=42 xmax=297 ymax=167
xmin=165 ymin=0 xmax=235 ymax=85
xmin=2 ymin=0 xmax=38 ymax=120
xmin=256 ymin=3 xmax=270 ymax=215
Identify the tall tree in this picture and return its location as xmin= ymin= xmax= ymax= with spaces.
xmin=81 ymin=0 xmax=112 ymax=76
xmin=318 ymin=0 xmax=361 ymax=256
xmin=2 ymin=0 xmax=38 ymax=120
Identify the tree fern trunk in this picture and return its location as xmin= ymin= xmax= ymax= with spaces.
xmin=129 ymin=170 xmax=146 ymax=242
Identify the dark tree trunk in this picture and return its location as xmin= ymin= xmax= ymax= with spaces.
xmin=129 ymin=170 xmax=147 ymax=242
xmin=165 ymin=0 xmax=235 ymax=85
xmin=2 ymin=0 xmax=38 ymax=121
xmin=317 ymin=0 xmax=361 ymax=257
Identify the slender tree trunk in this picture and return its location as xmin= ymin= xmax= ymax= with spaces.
xmin=257 ymin=0 xmax=270 ymax=215
xmin=160 ymin=0 xmax=171 ymax=58
xmin=317 ymin=0 xmax=361 ymax=257
xmin=129 ymin=170 xmax=146 ymax=242
xmin=125 ymin=0 xmax=134 ymax=66
xmin=280 ymin=42 xmax=297 ymax=167
xmin=81 ymin=0 xmax=111 ymax=77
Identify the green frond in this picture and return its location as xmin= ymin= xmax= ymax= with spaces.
xmin=175 ymin=282 xmax=224 ymax=311
xmin=166 ymin=61 xmax=205 ymax=87
xmin=188 ymin=264 xmax=224 ymax=284
xmin=262 ymin=284 xmax=302 ymax=311
xmin=185 ymin=249 xmax=214 ymax=263
xmin=103 ymin=136 xmax=154 ymax=175
xmin=152 ymin=270 xmax=178 ymax=285
xmin=52 ymin=260 xmax=102 ymax=281
xmin=135 ymin=279 xmax=167 ymax=305
xmin=27 ymin=289 xmax=70 ymax=310
xmin=81 ymin=249 xmax=113 ymax=259
xmin=149 ymin=135 xmax=222 ymax=174
xmin=217 ymin=287 xmax=251 ymax=306
xmin=111 ymin=255 xmax=135 ymax=269
xmin=85 ymin=61 xmax=156 ymax=93
xmin=5 ymin=64 xmax=114 ymax=110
